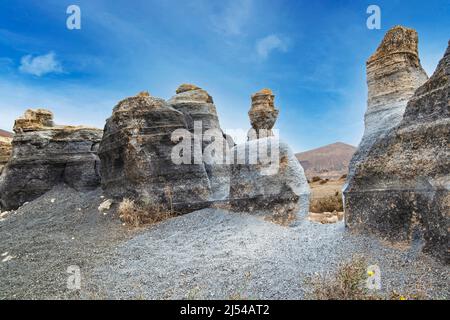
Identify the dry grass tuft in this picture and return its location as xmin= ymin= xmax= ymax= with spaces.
xmin=265 ymin=211 xmax=296 ymax=226
xmin=310 ymin=191 xmax=343 ymax=213
xmin=311 ymin=256 xmax=430 ymax=300
xmin=311 ymin=256 xmax=377 ymax=300
xmin=118 ymin=198 xmax=176 ymax=227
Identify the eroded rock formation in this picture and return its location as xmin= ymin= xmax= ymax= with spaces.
xmin=229 ymin=137 xmax=310 ymax=223
xmin=229 ymin=89 xmax=309 ymax=222
xmin=344 ymin=41 xmax=450 ymax=262
xmin=0 ymin=109 xmax=102 ymax=211
xmin=168 ymin=84 xmax=231 ymax=200
xmin=99 ymin=92 xmax=212 ymax=213
xmin=248 ymin=89 xmax=279 ymax=140
xmin=346 ymin=26 xmax=428 ymax=183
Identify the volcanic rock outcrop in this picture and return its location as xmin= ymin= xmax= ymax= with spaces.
xmin=248 ymin=89 xmax=279 ymax=140
xmin=168 ymin=84 xmax=232 ymax=200
xmin=346 ymin=26 xmax=428 ymax=182
xmin=0 ymin=109 xmax=102 ymax=211
xmin=229 ymin=90 xmax=309 ymax=222
xmin=344 ymin=41 xmax=450 ymax=262
xmin=99 ymin=92 xmax=212 ymax=213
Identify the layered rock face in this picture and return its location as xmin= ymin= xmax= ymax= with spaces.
xmin=347 ymin=26 xmax=428 ymax=181
xmin=0 ymin=109 xmax=102 ymax=211
xmin=248 ymin=89 xmax=279 ymax=140
xmin=99 ymin=92 xmax=212 ymax=213
xmin=168 ymin=84 xmax=231 ymax=200
xmin=229 ymin=90 xmax=309 ymax=222
xmin=344 ymin=42 xmax=450 ymax=262
xmin=229 ymin=137 xmax=310 ymax=222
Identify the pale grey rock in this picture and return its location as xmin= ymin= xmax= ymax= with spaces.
xmin=229 ymin=137 xmax=310 ymax=224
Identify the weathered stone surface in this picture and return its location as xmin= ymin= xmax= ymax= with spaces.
xmin=248 ymin=88 xmax=279 ymax=140
xmin=168 ymin=84 xmax=231 ymax=200
xmin=99 ymin=93 xmax=212 ymax=213
xmin=229 ymin=137 xmax=310 ymax=223
xmin=346 ymin=26 xmax=428 ymax=182
xmin=344 ymin=41 xmax=450 ymax=262
xmin=0 ymin=109 xmax=102 ymax=211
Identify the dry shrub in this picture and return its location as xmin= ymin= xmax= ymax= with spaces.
xmin=265 ymin=211 xmax=296 ymax=226
xmin=340 ymin=174 xmax=348 ymax=180
xmin=311 ymin=256 xmax=379 ymax=300
xmin=118 ymin=198 xmax=176 ymax=227
xmin=319 ymin=179 xmax=329 ymax=185
xmin=311 ymin=256 xmax=430 ymax=300
xmin=310 ymin=191 xmax=343 ymax=213
xmin=311 ymin=176 xmax=322 ymax=182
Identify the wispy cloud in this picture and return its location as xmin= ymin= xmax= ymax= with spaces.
xmin=19 ymin=52 xmax=63 ymax=76
xmin=210 ymin=0 xmax=253 ymax=36
xmin=256 ymin=35 xmax=288 ymax=59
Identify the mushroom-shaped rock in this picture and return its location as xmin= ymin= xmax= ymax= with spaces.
xmin=248 ymin=89 xmax=279 ymax=140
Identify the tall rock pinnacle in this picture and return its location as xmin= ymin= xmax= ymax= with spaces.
xmin=346 ymin=26 xmax=428 ymax=189
xmin=248 ymin=89 xmax=279 ymax=140
xmin=344 ymin=36 xmax=450 ymax=262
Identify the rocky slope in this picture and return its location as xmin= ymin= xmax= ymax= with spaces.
xmin=1 ymin=186 xmax=448 ymax=299
xmin=344 ymin=41 xmax=450 ymax=262
xmin=296 ymin=142 xmax=356 ymax=180
xmin=0 ymin=109 xmax=102 ymax=211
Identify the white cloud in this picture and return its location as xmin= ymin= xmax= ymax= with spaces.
xmin=211 ymin=0 xmax=253 ymax=36
xmin=19 ymin=52 xmax=63 ymax=76
xmin=256 ymin=35 xmax=288 ymax=59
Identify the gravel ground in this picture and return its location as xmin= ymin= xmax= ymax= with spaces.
xmin=0 ymin=186 xmax=448 ymax=300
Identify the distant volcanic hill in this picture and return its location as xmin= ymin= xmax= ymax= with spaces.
xmin=295 ymin=142 xmax=356 ymax=180
xmin=0 ymin=129 xmax=13 ymax=139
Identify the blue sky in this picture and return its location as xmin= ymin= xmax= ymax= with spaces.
xmin=0 ymin=0 xmax=448 ymax=151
